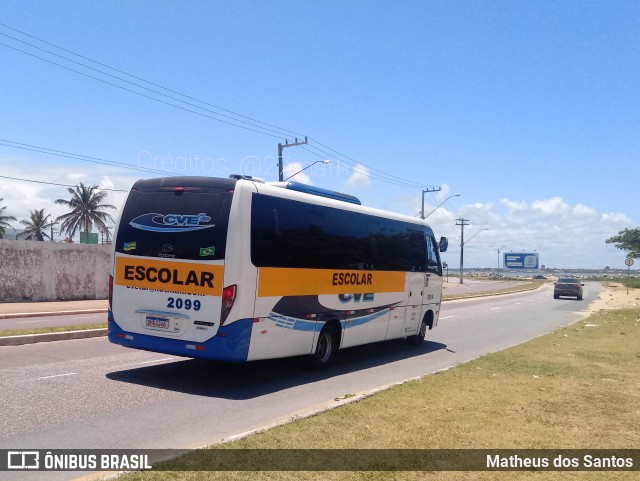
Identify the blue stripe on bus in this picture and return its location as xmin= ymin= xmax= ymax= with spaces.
xmin=108 ymin=314 xmax=252 ymax=362
xmin=341 ymin=309 xmax=390 ymax=329
xmin=268 ymin=308 xmax=390 ymax=332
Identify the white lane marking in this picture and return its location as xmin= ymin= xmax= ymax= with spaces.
xmin=114 ymin=357 xmax=176 ymax=369
xmin=24 ymin=373 xmax=78 ymax=382
xmin=439 ymin=315 xmax=459 ymax=319
xmin=16 ymin=319 xmax=51 ymax=324
xmin=514 ymin=303 xmax=521 ymax=305
xmin=70 ymin=315 xmax=103 ymax=321
xmin=489 ymin=307 xmax=502 ymax=311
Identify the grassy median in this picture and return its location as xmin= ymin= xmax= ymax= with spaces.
xmin=443 ymin=279 xmax=546 ymax=300
xmin=117 ymin=302 xmax=639 ymax=481
xmin=0 ymin=323 xmax=106 ymax=337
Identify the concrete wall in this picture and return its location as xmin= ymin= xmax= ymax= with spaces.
xmin=0 ymin=239 xmax=112 ymax=302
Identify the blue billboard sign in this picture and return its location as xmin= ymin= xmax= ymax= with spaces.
xmin=504 ymin=252 xmax=539 ymax=269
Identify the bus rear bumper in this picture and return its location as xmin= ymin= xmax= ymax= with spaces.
xmin=107 ymin=315 xmax=252 ymax=362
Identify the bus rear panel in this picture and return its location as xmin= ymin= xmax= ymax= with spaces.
xmin=108 ymin=176 xmax=254 ymax=361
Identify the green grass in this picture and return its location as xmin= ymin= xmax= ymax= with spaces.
xmin=443 ymin=280 xmax=546 ymax=300
xmin=116 ymin=306 xmax=640 ymax=481
xmin=587 ymin=277 xmax=640 ymax=289
xmin=619 ymin=278 xmax=640 ymax=289
xmin=0 ymin=323 xmax=106 ymax=337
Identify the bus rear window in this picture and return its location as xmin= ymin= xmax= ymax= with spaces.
xmin=115 ymin=178 xmax=234 ymax=261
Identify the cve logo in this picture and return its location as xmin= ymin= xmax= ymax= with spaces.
xmin=338 ymin=293 xmax=375 ymax=303
xmin=129 ymin=213 xmax=214 ymax=232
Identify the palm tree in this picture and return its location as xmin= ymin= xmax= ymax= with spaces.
xmin=55 ymin=183 xmax=116 ymax=242
xmin=17 ymin=209 xmax=52 ymax=241
xmin=0 ymin=198 xmax=17 ymax=239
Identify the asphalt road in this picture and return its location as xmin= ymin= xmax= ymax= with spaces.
xmin=0 ymin=282 xmax=602 ymax=481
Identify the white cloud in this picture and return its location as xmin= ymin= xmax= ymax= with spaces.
xmin=99 ymin=176 xmax=115 ymax=190
xmin=346 ymin=164 xmax=370 ymax=188
xmin=499 ymin=198 xmax=528 ymax=212
xmin=531 ymin=196 xmax=569 ymax=216
xmin=428 ymin=195 xmax=634 ymax=270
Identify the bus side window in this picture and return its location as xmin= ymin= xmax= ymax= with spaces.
xmin=426 ymin=235 xmax=442 ymax=275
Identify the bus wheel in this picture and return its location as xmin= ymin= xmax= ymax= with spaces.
xmin=310 ymin=324 xmax=338 ymax=368
xmin=407 ymin=320 xmax=427 ymax=346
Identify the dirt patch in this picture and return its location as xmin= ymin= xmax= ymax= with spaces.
xmin=585 ymin=282 xmax=640 ymax=312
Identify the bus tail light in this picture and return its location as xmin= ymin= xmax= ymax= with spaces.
xmin=220 ymin=284 xmax=237 ymax=325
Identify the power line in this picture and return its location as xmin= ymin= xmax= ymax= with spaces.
xmin=0 ymin=31 xmax=301 ymax=139
xmin=0 ymin=41 xmax=287 ymax=140
xmin=307 ymin=138 xmax=430 ymax=188
xmin=301 ymin=144 xmax=433 ymax=189
xmin=0 ymin=21 xmax=307 ymax=139
xmin=0 ymin=22 xmax=432 ymax=190
xmin=0 ymin=138 xmax=176 ymax=177
xmin=0 ymin=174 xmax=128 ymax=192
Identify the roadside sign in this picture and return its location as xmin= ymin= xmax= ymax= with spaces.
xmin=625 ymin=258 xmax=634 ymax=267
xmin=504 ymin=252 xmax=539 ymax=269
xmin=80 ymin=232 xmax=99 ymax=244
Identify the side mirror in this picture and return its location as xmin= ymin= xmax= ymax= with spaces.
xmin=439 ymin=236 xmax=448 ymax=252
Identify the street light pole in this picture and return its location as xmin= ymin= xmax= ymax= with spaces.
xmin=283 ymin=159 xmax=331 ymax=181
xmin=424 ymin=193 xmax=461 ymax=219
xmin=457 ymin=226 xmax=488 ymax=284
xmin=465 ymin=228 xmax=489 ymax=244
xmin=278 ymin=137 xmax=308 ymax=181
xmin=420 ymin=187 xmax=442 ymax=219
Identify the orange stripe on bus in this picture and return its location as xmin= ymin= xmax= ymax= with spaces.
xmin=257 ymin=268 xmax=405 ymax=297
xmin=115 ymin=257 xmax=224 ymax=296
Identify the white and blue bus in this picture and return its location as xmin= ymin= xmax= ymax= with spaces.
xmin=108 ymin=175 xmax=448 ymax=367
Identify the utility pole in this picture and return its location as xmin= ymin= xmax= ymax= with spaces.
xmin=48 ymin=221 xmax=59 ymax=242
xmin=456 ymin=218 xmax=469 ymax=284
xmin=420 ymin=187 xmax=442 ymax=219
xmin=490 ymin=245 xmax=506 ymax=277
xmin=278 ymin=137 xmax=308 ymax=181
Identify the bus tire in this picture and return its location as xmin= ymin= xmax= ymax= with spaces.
xmin=310 ymin=324 xmax=339 ymax=368
xmin=407 ymin=319 xmax=427 ymax=346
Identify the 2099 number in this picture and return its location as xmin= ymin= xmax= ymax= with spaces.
xmin=167 ymin=297 xmax=201 ymax=311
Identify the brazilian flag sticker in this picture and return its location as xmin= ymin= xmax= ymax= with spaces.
xmin=124 ymin=241 xmax=137 ymax=251
xmin=199 ymin=246 xmax=215 ymax=257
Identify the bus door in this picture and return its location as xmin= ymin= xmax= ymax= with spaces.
xmin=422 ymin=233 xmax=444 ymax=322
xmin=403 ymin=273 xmax=425 ymax=336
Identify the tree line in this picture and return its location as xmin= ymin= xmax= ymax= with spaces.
xmin=0 ymin=183 xmax=115 ymax=242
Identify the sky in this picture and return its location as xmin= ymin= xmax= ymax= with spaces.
xmin=0 ymin=0 xmax=638 ymax=269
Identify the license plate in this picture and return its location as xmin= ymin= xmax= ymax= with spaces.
xmin=146 ymin=316 xmax=169 ymax=329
